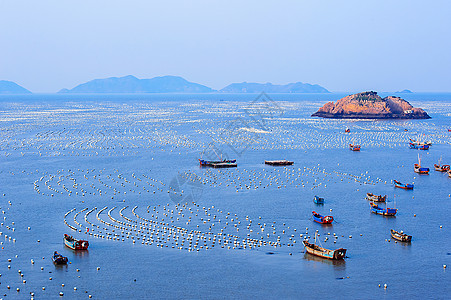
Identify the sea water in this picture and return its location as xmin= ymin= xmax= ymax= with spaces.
xmin=0 ymin=93 xmax=450 ymax=299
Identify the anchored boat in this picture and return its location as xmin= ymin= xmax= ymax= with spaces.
xmin=313 ymin=195 xmax=325 ymax=204
xmin=312 ymin=211 xmax=333 ymax=224
xmin=370 ymin=202 xmax=397 ymax=216
xmin=64 ymin=234 xmax=89 ymax=250
xmin=414 ymin=154 xmax=429 ymax=174
xmin=349 ymin=144 xmax=360 ymax=151
xmin=409 ymin=143 xmax=429 ymax=150
xmin=434 ymin=157 xmax=449 ymax=172
xmin=52 ymin=251 xmax=68 ymax=265
xmin=264 ymin=160 xmax=294 ymax=166
xmin=303 ymin=232 xmax=346 ymax=260
xmin=199 ymin=159 xmax=237 ymax=168
xmin=366 ymin=193 xmax=386 ymax=202
xmin=394 ymin=180 xmax=414 ymax=189
xmin=390 ymin=229 xmax=412 ymax=242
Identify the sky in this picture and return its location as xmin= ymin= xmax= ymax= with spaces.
xmin=0 ymin=0 xmax=450 ymax=93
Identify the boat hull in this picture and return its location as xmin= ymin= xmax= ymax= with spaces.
xmin=366 ymin=193 xmax=386 ymax=202
xmin=394 ymin=180 xmax=414 ymax=189
xmin=390 ymin=229 xmax=412 ymax=242
xmin=64 ymin=234 xmax=89 ymax=250
xmin=312 ymin=211 xmax=333 ymax=224
xmin=303 ymin=241 xmax=346 ymax=260
xmin=265 ymin=160 xmax=294 ymax=166
xmin=370 ymin=203 xmax=397 ymax=216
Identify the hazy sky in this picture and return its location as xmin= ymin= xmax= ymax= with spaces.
xmin=1 ymin=0 xmax=450 ymax=92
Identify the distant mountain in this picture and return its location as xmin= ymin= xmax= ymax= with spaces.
xmin=395 ymin=89 xmax=413 ymax=94
xmin=59 ymin=75 xmax=215 ymax=93
xmin=0 ymin=80 xmax=32 ymax=94
xmin=220 ymin=82 xmax=329 ymax=93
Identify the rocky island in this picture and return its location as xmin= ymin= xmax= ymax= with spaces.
xmin=311 ymin=91 xmax=430 ymax=119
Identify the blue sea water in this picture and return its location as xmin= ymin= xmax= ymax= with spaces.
xmin=0 ymin=93 xmax=450 ymax=299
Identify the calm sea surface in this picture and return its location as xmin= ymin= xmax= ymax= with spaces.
xmin=0 ymin=93 xmax=450 ymax=299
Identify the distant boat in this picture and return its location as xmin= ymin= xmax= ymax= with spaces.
xmin=52 ymin=251 xmax=68 ymax=265
xmin=349 ymin=144 xmax=360 ymax=151
xmin=448 ymin=170 xmax=451 ymax=178
xmin=366 ymin=193 xmax=386 ymax=202
xmin=394 ymin=180 xmax=414 ymax=189
xmin=409 ymin=143 xmax=429 ymax=150
xmin=434 ymin=157 xmax=449 ymax=172
xmin=410 ymin=139 xmax=432 ymax=146
xmin=414 ymin=154 xmax=429 ymax=174
xmin=64 ymin=234 xmax=89 ymax=250
xmin=390 ymin=229 xmax=412 ymax=242
xmin=313 ymin=195 xmax=325 ymax=204
xmin=312 ymin=211 xmax=333 ymax=224
xmin=199 ymin=159 xmax=237 ymax=168
xmin=370 ymin=202 xmax=397 ymax=216
xmin=265 ymin=160 xmax=294 ymax=166
xmin=303 ymin=232 xmax=346 ymax=260
xmin=345 ymin=128 xmax=350 ymax=133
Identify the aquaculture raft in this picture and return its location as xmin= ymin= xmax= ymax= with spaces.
xmin=64 ymin=234 xmax=89 ymax=250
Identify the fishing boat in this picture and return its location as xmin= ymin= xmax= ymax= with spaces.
xmin=264 ymin=160 xmax=294 ymax=166
xmin=410 ymin=139 xmax=432 ymax=146
xmin=390 ymin=229 xmax=412 ymax=242
xmin=199 ymin=158 xmax=236 ymax=167
xmin=434 ymin=157 xmax=450 ymax=172
xmin=349 ymin=144 xmax=360 ymax=151
xmin=409 ymin=143 xmax=429 ymax=150
xmin=366 ymin=193 xmax=386 ymax=202
xmin=312 ymin=211 xmax=333 ymax=224
xmin=448 ymin=170 xmax=451 ymax=178
xmin=52 ymin=251 xmax=68 ymax=265
xmin=313 ymin=195 xmax=324 ymax=204
xmin=345 ymin=128 xmax=350 ymax=133
xmin=303 ymin=232 xmax=346 ymax=260
xmin=370 ymin=202 xmax=397 ymax=216
xmin=64 ymin=234 xmax=89 ymax=250
xmin=414 ymin=154 xmax=429 ymax=174
xmin=394 ymin=180 xmax=414 ymax=189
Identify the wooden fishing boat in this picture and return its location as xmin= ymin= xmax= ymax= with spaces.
xmin=264 ymin=160 xmax=294 ymax=166
xmin=434 ymin=157 xmax=449 ymax=172
xmin=434 ymin=164 xmax=450 ymax=172
xmin=312 ymin=211 xmax=333 ymax=224
xmin=410 ymin=139 xmax=432 ymax=146
xmin=349 ymin=144 xmax=360 ymax=151
xmin=394 ymin=180 xmax=414 ymax=189
xmin=52 ymin=251 xmax=68 ymax=265
xmin=390 ymin=229 xmax=412 ymax=242
xmin=303 ymin=233 xmax=346 ymax=260
xmin=64 ymin=234 xmax=89 ymax=250
xmin=313 ymin=195 xmax=324 ymax=204
xmin=409 ymin=143 xmax=429 ymax=150
xmin=414 ymin=154 xmax=429 ymax=174
xmin=211 ymin=162 xmax=237 ymax=168
xmin=366 ymin=193 xmax=386 ymax=202
xmin=370 ymin=202 xmax=397 ymax=216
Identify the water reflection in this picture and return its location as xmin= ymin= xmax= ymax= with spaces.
xmin=303 ymin=252 xmax=346 ymax=267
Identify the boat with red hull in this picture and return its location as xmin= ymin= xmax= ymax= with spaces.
xmin=312 ymin=211 xmax=333 ymax=224
xmin=349 ymin=144 xmax=360 ymax=151
xmin=64 ymin=234 xmax=89 ymax=250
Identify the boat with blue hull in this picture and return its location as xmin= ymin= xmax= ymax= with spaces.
xmin=313 ymin=196 xmax=324 ymax=204
xmin=394 ymin=180 xmax=414 ymax=189
xmin=370 ymin=202 xmax=397 ymax=216
xmin=312 ymin=211 xmax=333 ymax=224
xmin=52 ymin=251 xmax=68 ymax=265
xmin=409 ymin=143 xmax=429 ymax=150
